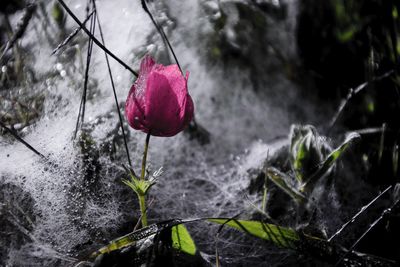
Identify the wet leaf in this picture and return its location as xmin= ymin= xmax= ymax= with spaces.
xmin=265 ymin=167 xmax=306 ymax=203
xmin=208 ymin=219 xmax=299 ymax=249
xmin=208 ymin=219 xmax=397 ymax=266
xmin=90 ymin=224 xmax=159 ymax=258
xmin=300 ymin=132 xmax=361 ymax=192
xmin=89 ymin=220 xmax=195 ymax=258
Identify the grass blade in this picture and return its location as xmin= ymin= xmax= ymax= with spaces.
xmin=208 ymin=218 xmax=300 ymax=249
xmin=300 ymin=132 xmax=361 ymax=193
xmin=265 ymin=167 xmax=306 ymax=203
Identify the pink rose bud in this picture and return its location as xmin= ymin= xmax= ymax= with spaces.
xmin=125 ymin=55 xmax=194 ymax=137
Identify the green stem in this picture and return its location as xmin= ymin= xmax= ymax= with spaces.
xmin=261 ymin=178 xmax=268 ymax=212
xmin=141 ymin=132 xmax=151 ymax=180
xmin=138 ymin=193 xmax=148 ymax=227
xmin=138 ymin=132 xmax=151 ymax=227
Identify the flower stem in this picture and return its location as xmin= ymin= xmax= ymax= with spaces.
xmin=141 ymin=132 xmax=151 ymax=180
xmin=138 ymin=193 xmax=148 ymax=227
xmin=138 ymin=132 xmax=151 ymax=227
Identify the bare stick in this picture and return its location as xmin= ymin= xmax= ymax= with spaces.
xmin=56 ymin=0 xmax=138 ymax=77
xmin=51 ymin=11 xmax=95 ymax=55
xmin=93 ymin=0 xmax=132 ymax=167
xmin=0 ymin=121 xmax=47 ymax=159
xmin=141 ymin=0 xmax=183 ymax=74
xmin=328 ymin=185 xmax=392 ymax=242
xmin=335 ymin=195 xmax=399 ymax=266
xmin=328 ymin=70 xmax=394 ymax=130
xmin=73 ymin=7 xmax=96 ymax=139
xmin=0 ymin=4 xmax=36 ymax=62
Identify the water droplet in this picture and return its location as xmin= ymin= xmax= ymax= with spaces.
xmin=56 ymin=63 xmax=63 ymax=71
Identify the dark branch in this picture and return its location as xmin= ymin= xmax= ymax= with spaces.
xmin=0 ymin=121 xmax=47 ymax=159
xmin=56 ymin=0 xmax=138 ymax=77
xmin=328 ymin=70 xmax=394 ymax=130
xmin=51 ymin=11 xmax=95 ymax=55
xmin=328 ymin=185 xmax=392 ymax=242
xmin=141 ymin=0 xmax=183 ymax=74
xmin=93 ymin=0 xmax=132 ymax=167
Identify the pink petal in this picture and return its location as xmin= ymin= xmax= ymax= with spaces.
xmin=135 ymin=55 xmax=156 ymax=98
xmin=125 ymin=84 xmax=147 ymax=131
xmin=125 ymin=55 xmax=194 ymax=137
xmin=139 ymin=55 xmax=156 ymax=75
xmin=144 ymin=72 xmax=182 ymax=136
xmin=154 ymin=65 xmax=189 ymax=113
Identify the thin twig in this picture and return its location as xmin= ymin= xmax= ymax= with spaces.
xmin=73 ymin=6 xmax=96 ymax=139
xmin=93 ymin=0 xmax=132 ymax=167
xmin=0 ymin=4 xmax=36 ymax=63
xmin=214 ymin=213 xmax=243 ymax=267
xmin=56 ymin=0 xmax=138 ymax=77
xmin=335 ymin=195 xmax=400 ymax=266
xmin=347 ymin=126 xmax=392 ymax=136
xmin=141 ymin=0 xmax=183 ymax=74
xmin=328 ymin=70 xmax=394 ymax=130
xmin=328 ymin=185 xmax=392 ymax=242
xmin=81 ymin=8 xmax=96 ymax=127
xmin=51 ymin=11 xmax=95 ymax=55
xmin=0 ymin=121 xmax=47 ymax=159
xmin=141 ymin=132 xmax=151 ymax=180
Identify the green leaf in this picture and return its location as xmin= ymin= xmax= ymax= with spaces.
xmin=171 ymin=224 xmax=197 ymax=255
xmin=90 ymin=221 xmax=197 ymax=258
xmin=265 ymin=167 xmax=306 ymax=203
xmin=90 ymin=224 xmax=159 ymax=258
xmin=289 ymin=125 xmax=328 ymax=184
xmin=122 ymin=176 xmax=155 ymax=196
xmin=300 ymin=132 xmax=360 ymax=192
xmin=208 ymin=219 xmax=299 ymax=249
xmin=336 ymin=26 xmax=357 ymax=43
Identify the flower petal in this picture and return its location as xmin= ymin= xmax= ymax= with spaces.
xmin=145 ymin=72 xmax=185 ymax=136
xmin=125 ymin=55 xmax=194 ymax=137
xmin=125 ymin=84 xmax=147 ymax=131
xmin=135 ymin=55 xmax=156 ymax=98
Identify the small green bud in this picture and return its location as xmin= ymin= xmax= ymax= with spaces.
xmin=289 ymin=125 xmax=331 ymax=184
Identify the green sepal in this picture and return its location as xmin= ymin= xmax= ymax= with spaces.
xmin=122 ymin=177 xmax=155 ymax=196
